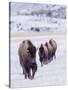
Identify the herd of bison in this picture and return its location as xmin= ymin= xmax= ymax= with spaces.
xmin=18 ymin=39 xmax=57 ymax=80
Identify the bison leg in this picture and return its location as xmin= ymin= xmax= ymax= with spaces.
xmin=54 ymin=51 xmax=56 ymax=59
xmin=22 ymin=66 xmax=28 ymax=79
xmin=50 ymin=55 xmax=53 ymax=61
xmin=28 ymin=69 xmax=32 ymax=79
xmin=54 ymin=54 xmax=56 ymax=59
xmin=48 ymin=55 xmax=51 ymax=62
xmin=41 ymin=62 xmax=43 ymax=67
xmin=31 ymin=63 xmax=37 ymax=79
xmin=24 ymin=68 xmax=31 ymax=79
xmin=23 ymin=69 xmax=25 ymax=74
xmin=44 ymin=59 xmax=48 ymax=65
xmin=48 ymin=52 xmax=53 ymax=62
xmin=24 ymin=72 xmax=27 ymax=79
xmin=53 ymin=51 xmax=56 ymax=59
xmin=25 ymin=65 xmax=31 ymax=79
xmin=39 ymin=57 xmax=44 ymax=67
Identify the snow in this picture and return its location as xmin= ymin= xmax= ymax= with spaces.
xmin=11 ymin=2 xmax=66 ymax=19
xmin=10 ymin=34 xmax=66 ymax=88
xmin=10 ymin=15 xmax=66 ymax=32
xmin=10 ymin=3 xmax=66 ymax=88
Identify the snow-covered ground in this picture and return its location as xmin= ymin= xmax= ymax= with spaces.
xmin=10 ymin=33 xmax=66 ymax=88
xmin=10 ymin=3 xmax=66 ymax=88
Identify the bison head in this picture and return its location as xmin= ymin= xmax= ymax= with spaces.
xmin=28 ymin=46 xmax=36 ymax=58
xmin=39 ymin=44 xmax=45 ymax=58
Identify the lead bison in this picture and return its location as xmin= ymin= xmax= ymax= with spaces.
xmin=18 ymin=40 xmax=37 ymax=80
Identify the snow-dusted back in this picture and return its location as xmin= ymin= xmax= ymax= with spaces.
xmin=10 ymin=2 xmax=66 ymax=32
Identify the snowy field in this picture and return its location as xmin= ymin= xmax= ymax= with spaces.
xmin=10 ymin=32 xmax=66 ymax=88
xmin=10 ymin=2 xmax=66 ymax=88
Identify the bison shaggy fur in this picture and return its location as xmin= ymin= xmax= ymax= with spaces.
xmin=18 ymin=40 xmax=37 ymax=79
xmin=38 ymin=44 xmax=48 ymax=66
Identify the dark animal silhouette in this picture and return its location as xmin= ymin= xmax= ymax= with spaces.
xmin=45 ymin=42 xmax=54 ymax=62
xmin=49 ymin=39 xmax=57 ymax=59
xmin=38 ymin=44 xmax=48 ymax=66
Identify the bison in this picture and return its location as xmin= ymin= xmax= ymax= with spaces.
xmin=45 ymin=42 xmax=54 ymax=62
xmin=18 ymin=40 xmax=37 ymax=80
xmin=38 ymin=44 xmax=48 ymax=66
xmin=49 ymin=39 xmax=57 ymax=59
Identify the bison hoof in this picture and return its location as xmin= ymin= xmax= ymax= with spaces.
xmin=29 ymin=76 xmax=33 ymax=80
xmin=54 ymin=55 xmax=56 ymax=59
xmin=41 ymin=63 xmax=43 ymax=67
xmin=44 ymin=61 xmax=48 ymax=65
xmin=24 ymin=75 xmax=27 ymax=79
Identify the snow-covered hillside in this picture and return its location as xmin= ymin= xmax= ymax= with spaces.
xmin=10 ymin=2 xmax=66 ymax=32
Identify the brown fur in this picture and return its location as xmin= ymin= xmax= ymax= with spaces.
xmin=18 ymin=40 xmax=37 ymax=79
xmin=45 ymin=42 xmax=53 ymax=61
xmin=39 ymin=44 xmax=48 ymax=66
xmin=49 ymin=39 xmax=57 ymax=58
